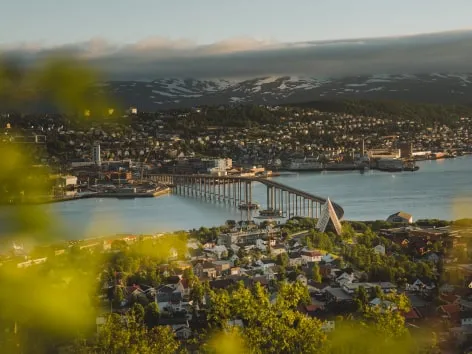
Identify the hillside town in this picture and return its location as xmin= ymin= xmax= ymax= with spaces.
xmin=3 ymin=213 xmax=472 ymax=352
xmin=1 ymin=104 xmax=471 ymax=171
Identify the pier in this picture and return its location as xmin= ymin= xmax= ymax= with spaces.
xmin=150 ymin=174 xmax=344 ymax=220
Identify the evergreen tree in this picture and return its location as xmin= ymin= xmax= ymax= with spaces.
xmin=144 ymin=302 xmax=160 ymax=328
xmin=312 ymin=262 xmax=322 ymax=283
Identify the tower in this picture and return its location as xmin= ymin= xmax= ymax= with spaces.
xmin=92 ymin=143 xmax=101 ymax=167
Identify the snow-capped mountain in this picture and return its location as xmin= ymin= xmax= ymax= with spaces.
xmin=96 ymin=74 xmax=472 ymax=110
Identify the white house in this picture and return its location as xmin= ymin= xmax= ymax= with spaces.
xmin=174 ymin=325 xmax=192 ymax=340
xmin=407 ymin=278 xmax=436 ymax=292
xmin=373 ymin=244 xmax=386 ymax=255
xmin=301 ymin=248 xmax=323 ymax=264
xmin=204 ymin=245 xmax=228 ymax=259
xmin=321 ymin=321 xmax=335 ymax=332
xmin=336 ymin=272 xmax=355 ymax=286
xmin=369 ymin=298 xmax=398 ymax=311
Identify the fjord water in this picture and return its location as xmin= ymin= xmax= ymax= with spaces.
xmin=6 ymin=156 xmax=472 ymax=239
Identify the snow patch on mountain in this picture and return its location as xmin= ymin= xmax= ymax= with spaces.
xmin=152 ymin=90 xmax=176 ymax=97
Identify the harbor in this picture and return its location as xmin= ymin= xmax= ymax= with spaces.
xmin=3 ymin=155 xmax=469 ymax=239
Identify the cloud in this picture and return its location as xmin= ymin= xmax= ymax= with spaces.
xmin=1 ymin=30 xmax=472 ymax=80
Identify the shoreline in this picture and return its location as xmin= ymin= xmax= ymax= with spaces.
xmin=2 ymin=188 xmax=171 ymax=205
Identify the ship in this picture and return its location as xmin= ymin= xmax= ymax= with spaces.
xmin=287 ymin=157 xmax=323 ymax=171
xmin=377 ymin=158 xmax=406 ymax=172
xmin=324 ymin=162 xmax=359 ymax=171
xmin=238 ymin=202 xmax=260 ymax=210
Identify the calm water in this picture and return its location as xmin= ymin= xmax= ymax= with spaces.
xmin=2 ymin=156 xmax=472 ymax=239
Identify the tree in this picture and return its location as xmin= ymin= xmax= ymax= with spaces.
xmin=312 ymin=262 xmax=322 ymax=283
xmin=276 ymin=253 xmax=289 ymax=267
xmin=144 ymin=302 xmax=160 ymax=328
xmin=91 ymin=313 xmax=180 ymax=354
xmin=131 ymin=303 xmax=144 ymax=324
xmin=207 ymin=289 xmax=232 ymax=328
xmin=373 ymin=285 xmax=383 ymax=300
xmin=112 ymin=286 xmax=124 ymax=309
xmin=190 ymin=280 xmax=205 ymax=307
xmin=353 ymin=286 xmax=369 ymax=312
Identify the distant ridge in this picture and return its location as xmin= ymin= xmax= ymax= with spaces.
xmin=91 ymin=73 xmax=472 ymax=111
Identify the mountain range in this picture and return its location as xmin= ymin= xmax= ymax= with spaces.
xmin=95 ymin=73 xmax=472 ymax=111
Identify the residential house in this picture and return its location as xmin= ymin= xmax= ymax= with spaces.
xmin=387 ymin=211 xmax=413 ymax=224
xmin=193 ymin=262 xmax=217 ymax=280
xmin=324 ymin=286 xmax=353 ymax=303
xmin=407 ymin=278 xmax=436 ymax=292
xmin=213 ymin=260 xmax=231 ymax=276
xmin=301 ymin=249 xmax=323 ymax=264
xmin=403 ymin=307 xmax=422 ymax=322
xmin=335 ymin=272 xmax=355 ymax=286
xmin=321 ymin=321 xmax=336 ymax=333
xmin=204 ymin=245 xmax=228 ymax=259
xmin=271 ymin=244 xmax=286 ymax=256
xmin=369 ymin=298 xmax=398 ymax=311
xmin=158 ymin=318 xmax=192 ymax=340
xmin=230 ymin=267 xmax=241 ymax=276
xmin=439 ymin=303 xmax=461 ymax=325
xmin=461 ymin=311 xmax=472 ymax=327
xmin=289 ymin=252 xmax=304 ymax=267
xmin=373 ymin=244 xmax=386 ymax=255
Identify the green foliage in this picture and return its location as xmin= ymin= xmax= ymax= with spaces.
xmin=112 ymin=287 xmax=124 ymax=309
xmin=275 ymin=253 xmax=289 ymax=267
xmin=206 ymin=282 xmax=325 ymax=353
xmin=290 ymin=98 xmax=471 ymax=125
xmin=312 ymin=262 xmax=322 ymax=283
xmin=353 ymin=286 xmax=369 ymax=312
xmin=130 ymin=303 xmax=144 ymax=324
xmin=144 ymin=303 xmax=160 ymax=328
xmin=306 ymin=231 xmax=334 ymax=252
xmin=87 ymin=313 xmax=180 ymax=354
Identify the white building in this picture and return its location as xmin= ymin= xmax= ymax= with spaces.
xmin=373 ymin=244 xmax=386 ymax=255
xmin=59 ymin=175 xmax=78 ymax=187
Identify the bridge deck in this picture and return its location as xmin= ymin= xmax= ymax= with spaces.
xmin=153 ymin=174 xmax=345 ymax=219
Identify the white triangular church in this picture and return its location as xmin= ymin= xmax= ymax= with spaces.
xmin=316 ymin=198 xmax=343 ymax=235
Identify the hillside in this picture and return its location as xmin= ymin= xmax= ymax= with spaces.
xmin=94 ymin=73 xmax=472 ymax=111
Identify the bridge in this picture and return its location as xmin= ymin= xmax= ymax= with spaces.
xmin=150 ymin=174 xmax=344 ymax=220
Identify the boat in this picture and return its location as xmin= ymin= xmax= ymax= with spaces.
xmin=257 ymin=208 xmax=284 ymax=218
xmin=287 ymin=158 xmax=323 ymax=171
xmin=324 ymin=162 xmax=359 ymax=171
xmin=377 ymin=158 xmax=404 ymax=172
xmin=238 ymin=202 xmax=260 ymax=210
xmin=403 ymin=165 xmax=420 ymax=172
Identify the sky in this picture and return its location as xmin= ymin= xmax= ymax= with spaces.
xmin=2 ymin=0 xmax=472 ymax=45
xmin=1 ymin=0 xmax=472 ymax=79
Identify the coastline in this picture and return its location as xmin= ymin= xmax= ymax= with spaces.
xmin=4 ymin=187 xmax=171 ymax=205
